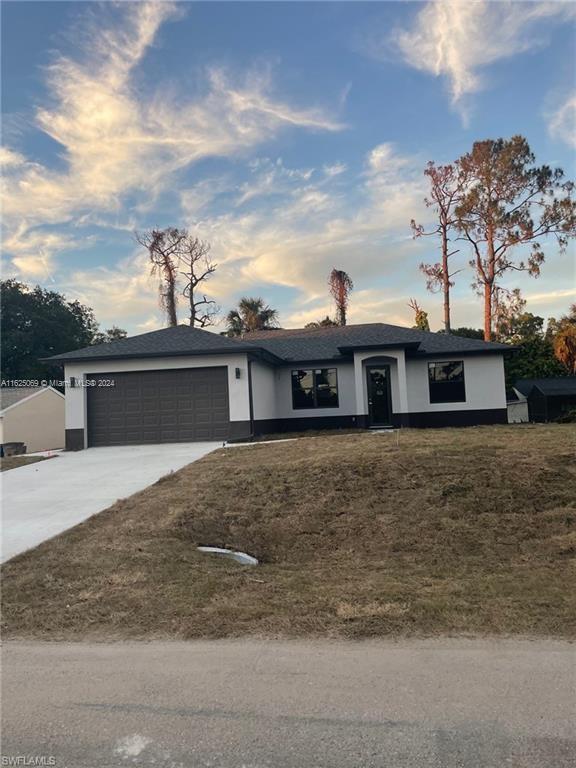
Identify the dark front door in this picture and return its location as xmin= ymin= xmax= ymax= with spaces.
xmin=367 ymin=366 xmax=391 ymax=426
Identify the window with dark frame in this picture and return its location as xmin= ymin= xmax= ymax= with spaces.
xmin=291 ymin=368 xmax=339 ymax=409
xmin=428 ymin=361 xmax=466 ymax=403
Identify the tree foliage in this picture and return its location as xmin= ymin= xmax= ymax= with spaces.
xmin=455 ymin=136 xmax=575 ymax=341
xmin=449 ymin=327 xmax=485 ymax=340
xmin=305 ymin=316 xmax=339 ymax=329
xmin=0 ymin=280 xmax=125 ymax=382
xmin=551 ymin=304 xmax=576 ymax=374
xmin=225 ymin=297 xmax=279 ymax=336
xmin=499 ymin=311 xmax=566 ymax=388
xmin=328 ymin=269 xmax=353 ymax=326
xmin=407 ymin=298 xmax=430 ymax=331
xmin=92 ymin=326 xmax=128 ymax=345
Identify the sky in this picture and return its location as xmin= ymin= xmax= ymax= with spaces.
xmin=1 ymin=0 xmax=575 ymax=335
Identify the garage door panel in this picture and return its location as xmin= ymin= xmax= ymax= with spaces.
xmin=87 ymin=367 xmax=230 ymax=446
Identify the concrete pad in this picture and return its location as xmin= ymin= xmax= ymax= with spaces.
xmin=1 ymin=442 xmax=220 ymax=562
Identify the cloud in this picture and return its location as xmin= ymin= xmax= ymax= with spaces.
xmin=179 ymin=142 xmax=430 ymax=306
xmin=323 ymin=162 xmax=347 ymax=177
xmin=61 ymin=251 xmax=163 ymax=330
xmin=2 ymin=2 xmax=343 ymax=277
xmin=547 ymin=92 xmax=576 ymax=148
xmin=390 ymin=1 xmax=575 ymax=123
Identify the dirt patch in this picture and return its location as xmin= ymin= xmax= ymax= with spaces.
xmin=0 ymin=455 xmax=53 ymax=472
xmin=2 ymin=425 xmax=575 ymax=640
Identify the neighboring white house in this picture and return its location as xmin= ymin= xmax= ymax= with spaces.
xmin=0 ymin=387 xmax=65 ymax=453
xmin=45 ymin=323 xmax=511 ymax=450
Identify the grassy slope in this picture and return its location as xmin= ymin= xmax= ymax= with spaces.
xmin=2 ymin=425 xmax=575 ymax=640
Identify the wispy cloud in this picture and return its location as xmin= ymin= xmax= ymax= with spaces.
xmin=547 ymin=92 xmax=576 ymax=148
xmin=1 ymin=2 xmax=343 ymax=278
xmin=390 ymin=1 xmax=574 ymax=123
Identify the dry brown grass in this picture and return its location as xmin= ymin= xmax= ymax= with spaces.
xmin=2 ymin=425 xmax=575 ymax=640
xmin=0 ymin=455 xmax=52 ymax=472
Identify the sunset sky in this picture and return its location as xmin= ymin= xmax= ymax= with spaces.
xmin=2 ymin=1 xmax=575 ymax=334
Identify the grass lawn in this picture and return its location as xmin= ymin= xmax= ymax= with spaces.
xmin=2 ymin=425 xmax=575 ymax=640
xmin=0 ymin=455 xmax=52 ymax=472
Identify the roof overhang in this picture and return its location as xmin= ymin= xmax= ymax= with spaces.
xmin=42 ymin=347 xmax=284 ymax=366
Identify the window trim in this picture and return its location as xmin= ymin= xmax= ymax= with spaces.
xmin=291 ymin=367 xmax=339 ymax=410
xmin=428 ymin=360 xmax=466 ymax=404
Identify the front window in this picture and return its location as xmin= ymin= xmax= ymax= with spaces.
xmin=428 ymin=361 xmax=465 ymax=403
xmin=291 ymin=368 xmax=339 ymax=409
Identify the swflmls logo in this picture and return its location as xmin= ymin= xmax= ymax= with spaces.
xmin=1 ymin=758 xmax=56 ymax=766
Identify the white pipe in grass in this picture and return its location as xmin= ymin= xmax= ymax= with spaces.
xmin=197 ymin=546 xmax=258 ymax=566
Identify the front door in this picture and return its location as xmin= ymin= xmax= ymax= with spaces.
xmin=367 ymin=366 xmax=391 ymax=426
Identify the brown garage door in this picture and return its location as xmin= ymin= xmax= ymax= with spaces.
xmin=87 ymin=367 xmax=229 ymax=446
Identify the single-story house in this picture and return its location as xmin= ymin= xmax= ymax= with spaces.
xmin=513 ymin=377 xmax=576 ymax=422
xmin=45 ymin=323 xmax=512 ymax=450
xmin=0 ymin=386 xmax=65 ymax=453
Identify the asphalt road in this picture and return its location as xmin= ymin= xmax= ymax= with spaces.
xmin=2 ymin=639 xmax=575 ymax=768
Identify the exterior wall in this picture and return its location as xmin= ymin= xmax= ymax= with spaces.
xmin=62 ymin=349 xmax=509 ymax=446
xmin=405 ymin=354 xmax=507 ymax=414
xmin=64 ymin=354 xmax=251 ymax=448
xmin=250 ymin=361 xmax=277 ymax=421
xmin=1 ymin=390 xmax=65 ymax=452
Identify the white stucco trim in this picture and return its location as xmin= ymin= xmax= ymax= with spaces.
xmin=353 ymin=349 xmax=409 ymax=416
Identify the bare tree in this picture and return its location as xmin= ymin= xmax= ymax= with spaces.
xmin=136 ymin=228 xmax=219 ymax=328
xmin=455 ymin=136 xmax=576 ymax=341
xmin=179 ymin=236 xmax=218 ymax=327
xmin=328 ymin=269 xmax=354 ymax=326
xmin=411 ymin=162 xmax=465 ymax=334
xmin=407 ymin=298 xmax=430 ymax=331
xmin=135 ymin=228 xmax=184 ymax=327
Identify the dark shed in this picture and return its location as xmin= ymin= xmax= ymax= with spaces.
xmin=514 ymin=378 xmax=576 ymax=422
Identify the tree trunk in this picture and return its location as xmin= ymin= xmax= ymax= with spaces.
xmin=441 ymin=228 xmax=451 ymax=333
xmin=189 ymin=287 xmax=195 ymax=327
xmin=483 ymin=282 xmax=492 ymax=341
xmin=167 ymin=292 xmax=178 ymax=327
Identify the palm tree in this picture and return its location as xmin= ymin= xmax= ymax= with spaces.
xmin=328 ymin=268 xmax=353 ymax=326
xmin=225 ymin=297 xmax=279 ymax=336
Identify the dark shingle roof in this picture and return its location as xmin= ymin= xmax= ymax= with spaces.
xmin=45 ymin=322 xmax=511 ymax=365
xmin=247 ymin=323 xmax=511 ymax=361
xmin=45 ymin=325 xmax=265 ymax=363
xmin=515 ymin=377 xmax=576 ymax=397
xmin=0 ymin=387 xmax=49 ymax=411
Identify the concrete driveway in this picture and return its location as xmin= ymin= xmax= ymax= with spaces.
xmin=2 ymin=638 xmax=574 ymax=767
xmin=1 ymin=442 xmax=220 ymax=562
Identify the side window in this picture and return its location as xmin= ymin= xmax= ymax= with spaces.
xmin=428 ymin=361 xmax=465 ymax=403
xmin=291 ymin=368 xmax=339 ymax=409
